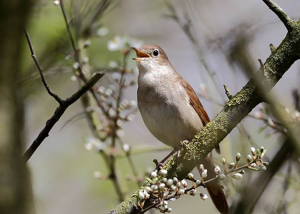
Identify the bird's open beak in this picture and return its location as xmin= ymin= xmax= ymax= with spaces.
xmin=132 ymin=47 xmax=150 ymax=62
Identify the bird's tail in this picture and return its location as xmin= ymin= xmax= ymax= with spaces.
xmin=199 ymin=154 xmax=229 ymax=214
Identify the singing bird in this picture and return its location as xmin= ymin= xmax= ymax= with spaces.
xmin=132 ymin=45 xmax=229 ymax=214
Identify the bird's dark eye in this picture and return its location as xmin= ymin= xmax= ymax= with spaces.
xmin=153 ymin=49 xmax=159 ymax=57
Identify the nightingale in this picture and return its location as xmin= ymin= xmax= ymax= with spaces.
xmin=132 ymin=44 xmax=229 ymax=214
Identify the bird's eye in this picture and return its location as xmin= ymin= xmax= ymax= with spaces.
xmin=153 ymin=49 xmax=159 ymax=57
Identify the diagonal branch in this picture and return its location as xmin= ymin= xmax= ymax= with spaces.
xmin=24 ymin=29 xmax=63 ymax=104
xmin=262 ymin=0 xmax=294 ymax=31
xmin=23 ymin=31 xmax=105 ymax=162
xmin=109 ymin=1 xmax=300 ymax=213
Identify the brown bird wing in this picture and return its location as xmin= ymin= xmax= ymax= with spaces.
xmin=203 ymin=155 xmax=229 ymax=214
xmin=180 ymin=78 xmax=229 ymax=213
xmin=180 ymin=78 xmax=220 ymax=153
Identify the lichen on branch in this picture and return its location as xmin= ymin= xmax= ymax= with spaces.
xmin=109 ymin=1 xmax=300 ymax=213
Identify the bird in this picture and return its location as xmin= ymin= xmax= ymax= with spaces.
xmin=132 ymin=44 xmax=229 ymax=214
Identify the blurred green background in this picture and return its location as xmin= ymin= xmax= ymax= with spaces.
xmin=15 ymin=0 xmax=300 ymax=213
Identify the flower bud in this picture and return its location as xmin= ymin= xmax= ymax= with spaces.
xmin=138 ymin=190 xmax=144 ymax=200
xmin=181 ymin=179 xmax=188 ymax=188
xmin=178 ymin=189 xmax=185 ymax=195
xmin=219 ymin=174 xmax=226 ymax=180
xmin=200 ymin=193 xmax=208 ymax=201
xmin=196 ymin=180 xmax=201 ymax=186
xmin=190 ymin=189 xmax=196 ymax=196
xmin=188 ymin=173 xmax=194 ymax=180
xmin=159 ymin=169 xmax=168 ymax=177
xmin=170 ymin=185 xmax=176 ymax=191
xmin=162 ymin=178 xmax=167 ymax=183
xmin=236 ymin=153 xmax=241 ymax=162
xmin=247 ymin=155 xmax=253 ymax=163
xmin=150 ymin=171 xmax=157 ymax=179
xmin=151 ymin=185 xmax=158 ymax=191
xmin=231 ymin=173 xmax=243 ymax=180
xmin=229 ymin=162 xmax=235 ymax=169
xmin=222 ymin=158 xmax=226 ymax=165
xmin=214 ymin=165 xmax=221 ymax=175
xmin=145 ymin=187 xmax=152 ymax=193
xmin=251 ymin=147 xmax=256 ymax=156
xmin=173 ymin=177 xmax=178 ymax=184
xmin=201 ymin=169 xmax=208 ymax=178
xmin=167 ymin=179 xmax=173 ymax=187
xmin=159 ymin=183 xmax=166 ymax=191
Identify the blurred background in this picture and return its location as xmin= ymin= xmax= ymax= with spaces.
xmin=2 ymin=0 xmax=300 ymax=213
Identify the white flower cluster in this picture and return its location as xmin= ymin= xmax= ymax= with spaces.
xmin=107 ymin=35 xmax=143 ymax=51
xmin=138 ymin=167 xmax=208 ymax=213
xmin=85 ymin=137 xmax=107 ymax=152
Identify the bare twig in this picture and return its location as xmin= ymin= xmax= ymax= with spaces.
xmin=262 ymin=0 xmax=294 ymax=31
xmin=23 ymin=72 xmax=104 ymax=162
xmin=60 ymin=0 xmax=111 ymax=120
xmin=23 ymin=30 xmax=104 ymax=162
xmin=223 ymin=84 xmax=233 ymax=100
xmin=24 ymin=29 xmax=63 ymax=104
xmin=258 ymin=58 xmax=267 ymax=77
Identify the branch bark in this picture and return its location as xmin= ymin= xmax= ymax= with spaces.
xmin=23 ymin=31 xmax=105 ymax=162
xmin=109 ymin=1 xmax=300 ymax=213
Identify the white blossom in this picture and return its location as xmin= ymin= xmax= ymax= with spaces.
xmin=214 ymin=165 xmax=221 ymax=175
xmin=97 ymin=27 xmax=109 ymax=36
xmin=93 ymin=171 xmax=101 ymax=179
xmin=107 ymin=36 xmax=126 ymax=51
xmin=70 ymin=75 xmax=77 ymax=81
xmin=122 ymin=144 xmax=130 ymax=152
xmin=109 ymin=61 xmax=118 ymax=68
xmin=201 ymin=169 xmax=208 ymax=178
xmin=129 ymin=38 xmax=143 ymax=48
xmin=231 ymin=173 xmax=243 ymax=180
xmin=200 ymin=193 xmax=208 ymax=201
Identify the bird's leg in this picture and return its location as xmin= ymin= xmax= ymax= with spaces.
xmin=153 ymin=141 xmax=187 ymax=171
xmin=158 ymin=148 xmax=177 ymax=164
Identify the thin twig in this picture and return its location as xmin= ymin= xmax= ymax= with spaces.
xmin=23 ymin=30 xmax=104 ymax=161
xmin=258 ymin=58 xmax=267 ymax=77
xmin=24 ymin=29 xmax=63 ymax=104
xmin=23 ymin=72 xmax=104 ymax=162
xmin=60 ymin=0 xmax=111 ymax=120
xmin=118 ymin=139 xmax=143 ymax=187
xmin=262 ymin=0 xmax=294 ymax=31
xmin=223 ymin=84 xmax=233 ymax=100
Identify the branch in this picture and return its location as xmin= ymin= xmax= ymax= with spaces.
xmin=262 ymin=0 xmax=294 ymax=31
xmin=23 ymin=31 xmax=104 ymax=162
xmin=24 ymin=29 xmax=63 ymax=104
xmin=232 ymin=140 xmax=293 ymax=214
xmin=109 ymin=1 xmax=300 ymax=213
xmin=60 ymin=0 xmax=111 ymax=120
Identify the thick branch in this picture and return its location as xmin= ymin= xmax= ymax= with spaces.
xmin=262 ymin=0 xmax=294 ymax=31
xmin=110 ymin=2 xmax=300 ymax=213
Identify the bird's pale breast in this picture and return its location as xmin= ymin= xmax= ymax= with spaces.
xmin=137 ymin=71 xmax=203 ymax=148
